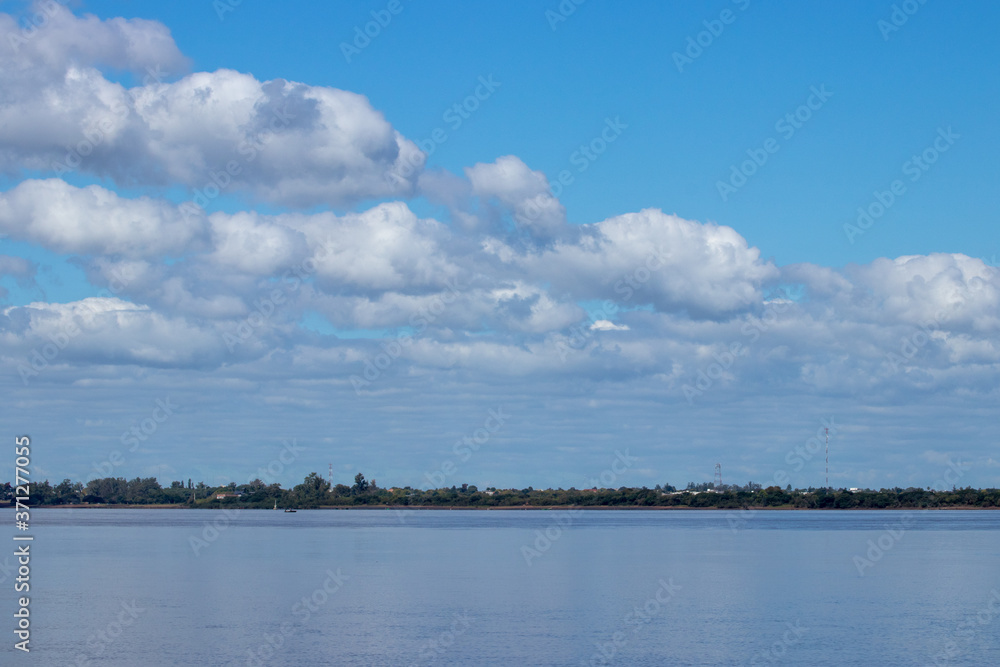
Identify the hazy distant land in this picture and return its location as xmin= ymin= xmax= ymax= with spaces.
xmin=6 ymin=473 xmax=999 ymax=510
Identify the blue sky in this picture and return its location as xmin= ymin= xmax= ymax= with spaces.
xmin=1 ymin=0 xmax=998 ymax=491
xmin=150 ymin=0 xmax=1000 ymax=267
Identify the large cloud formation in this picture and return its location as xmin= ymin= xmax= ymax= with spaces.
xmin=0 ymin=3 xmax=422 ymax=207
xmin=0 ymin=4 xmax=998 ymax=490
xmin=2 ymin=174 xmax=997 ymax=407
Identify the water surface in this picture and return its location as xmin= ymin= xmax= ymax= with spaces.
xmin=1 ymin=509 xmax=997 ymax=665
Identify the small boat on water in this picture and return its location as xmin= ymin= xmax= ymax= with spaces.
xmin=274 ymin=499 xmax=296 ymax=512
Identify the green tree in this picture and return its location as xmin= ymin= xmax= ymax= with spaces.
xmin=292 ymin=472 xmax=331 ymax=507
xmin=125 ymin=477 xmax=162 ymax=504
xmin=31 ymin=480 xmax=55 ymax=505
xmin=353 ymin=473 xmax=369 ymax=495
xmin=54 ymin=478 xmax=80 ymax=504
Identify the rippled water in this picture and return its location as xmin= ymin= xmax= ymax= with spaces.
xmin=1 ymin=508 xmax=998 ymax=665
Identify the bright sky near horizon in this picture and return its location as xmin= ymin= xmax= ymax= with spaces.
xmin=1 ymin=0 xmax=998 ymax=491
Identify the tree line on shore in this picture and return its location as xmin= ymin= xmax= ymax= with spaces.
xmin=3 ymin=473 xmax=999 ymax=509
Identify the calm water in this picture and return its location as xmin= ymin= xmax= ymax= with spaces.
xmin=1 ymin=509 xmax=998 ymax=666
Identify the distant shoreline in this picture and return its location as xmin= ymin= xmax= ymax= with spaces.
xmin=4 ymin=504 xmax=997 ymax=511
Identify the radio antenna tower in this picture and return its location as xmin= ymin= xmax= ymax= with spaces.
xmin=328 ymin=463 xmax=333 ymax=489
xmin=714 ymin=463 xmax=723 ymax=488
xmin=825 ymin=428 xmax=829 ymax=488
